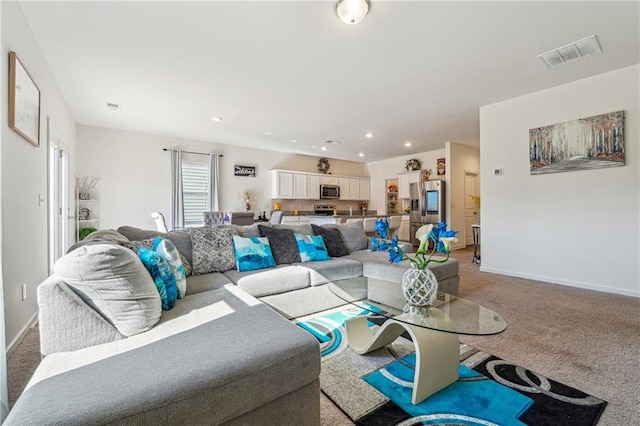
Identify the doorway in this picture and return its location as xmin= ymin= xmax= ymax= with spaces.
xmin=48 ymin=119 xmax=71 ymax=271
xmin=464 ymin=171 xmax=479 ymax=246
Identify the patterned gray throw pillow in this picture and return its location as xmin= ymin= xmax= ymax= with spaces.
xmin=188 ymin=227 xmax=238 ymax=274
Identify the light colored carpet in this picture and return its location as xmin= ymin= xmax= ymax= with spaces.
xmin=7 ymin=246 xmax=640 ymax=425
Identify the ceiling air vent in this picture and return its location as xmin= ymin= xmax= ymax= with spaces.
xmin=324 ymin=140 xmax=342 ymax=145
xmin=537 ymin=35 xmax=602 ymax=69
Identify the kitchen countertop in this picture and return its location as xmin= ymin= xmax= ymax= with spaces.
xmin=275 ymin=210 xmax=380 ymax=218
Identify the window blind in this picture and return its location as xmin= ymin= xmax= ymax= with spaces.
xmin=182 ymin=160 xmax=209 ymax=227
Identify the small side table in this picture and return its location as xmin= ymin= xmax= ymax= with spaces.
xmin=472 ymin=224 xmax=481 ymax=265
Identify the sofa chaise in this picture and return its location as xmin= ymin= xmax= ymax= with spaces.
xmin=5 ymin=221 xmax=459 ymax=425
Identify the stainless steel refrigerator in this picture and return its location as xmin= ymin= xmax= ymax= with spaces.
xmin=409 ymin=180 xmax=445 ymax=247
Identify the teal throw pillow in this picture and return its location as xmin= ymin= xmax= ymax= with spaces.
xmin=138 ymin=246 xmax=178 ymax=310
xmin=153 ymin=237 xmax=187 ymax=299
xmin=295 ymin=233 xmax=330 ymax=262
xmin=232 ymin=235 xmax=276 ymax=272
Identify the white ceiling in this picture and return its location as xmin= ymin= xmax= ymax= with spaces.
xmin=19 ymin=1 xmax=640 ymax=163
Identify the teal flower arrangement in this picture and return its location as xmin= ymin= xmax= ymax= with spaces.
xmin=388 ymin=222 xmax=458 ymax=269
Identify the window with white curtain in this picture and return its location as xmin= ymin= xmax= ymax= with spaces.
xmin=182 ymin=157 xmax=209 ymax=227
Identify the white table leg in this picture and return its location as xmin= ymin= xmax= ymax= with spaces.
xmin=344 ymin=316 xmax=459 ymax=404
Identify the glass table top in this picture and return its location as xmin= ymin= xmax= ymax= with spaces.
xmin=328 ymin=279 xmax=507 ymax=336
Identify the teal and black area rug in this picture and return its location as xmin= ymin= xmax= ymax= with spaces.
xmin=294 ymin=306 xmax=607 ymax=426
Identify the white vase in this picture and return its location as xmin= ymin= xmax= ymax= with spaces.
xmin=401 ymin=266 xmax=438 ymax=307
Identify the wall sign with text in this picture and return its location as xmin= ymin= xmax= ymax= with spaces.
xmin=234 ymin=165 xmax=256 ymax=177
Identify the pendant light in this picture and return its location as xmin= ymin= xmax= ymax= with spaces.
xmin=336 ymin=0 xmax=370 ymax=25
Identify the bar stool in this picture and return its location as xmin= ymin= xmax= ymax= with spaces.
xmin=388 ymin=216 xmax=402 ymax=239
xmin=363 ymin=218 xmax=377 ymax=237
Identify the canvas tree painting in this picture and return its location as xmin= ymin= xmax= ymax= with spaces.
xmin=529 ymin=110 xmax=624 ymax=175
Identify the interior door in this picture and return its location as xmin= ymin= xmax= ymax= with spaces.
xmin=464 ymin=172 xmax=479 ymax=246
xmin=48 ymin=119 xmax=71 ymax=271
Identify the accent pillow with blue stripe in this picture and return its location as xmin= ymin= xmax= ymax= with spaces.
xmin=232 ymin=235 xmax=276 ymax=272
xmin=294 ymin=233 xmax=330 ymax=262
xmin=137 ymin=246 xmax=178 ymax=310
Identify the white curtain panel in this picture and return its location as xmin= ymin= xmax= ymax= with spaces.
xmin=170 ymin=149 xmax=184 ymax=230
xmin=208 ymin=153 xmax=221 ymax=211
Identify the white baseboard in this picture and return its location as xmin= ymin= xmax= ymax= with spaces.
xmin=479 ymin=266 xmax=640 ymax=298
xmin=6 ymin=312 xmax=38 ymax=357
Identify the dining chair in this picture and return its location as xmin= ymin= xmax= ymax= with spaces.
xmin=151 ymin=212 xmax=169 ymax=233
xmin=270 ymin=211 xmax=284 ymax=224
xmin=363 ymin=218 xmax=377 ymax=237
xmin=203 ymin=211 xmax=226 ymax=226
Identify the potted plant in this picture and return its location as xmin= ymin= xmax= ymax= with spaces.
xmin=405 ymin=159 xmax=421 ymax=171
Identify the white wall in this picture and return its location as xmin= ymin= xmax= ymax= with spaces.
xmin=76 ymin=125 xmax=366 ymax=229
xmin=480 ymin=64 xmax=639 ymax=297
xmin=1 ymin=2 xmax=77 ymax=350
xmin=365 ymin=149 xmax=446 ymax=215
xmin=0 ymin=1 xmax=6 ymax=419
xmin=446 ymin=142 xmax=480 ymax=248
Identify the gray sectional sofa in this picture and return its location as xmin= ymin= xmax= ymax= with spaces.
xmin=6 ymin=221 xmax=459 ymax=425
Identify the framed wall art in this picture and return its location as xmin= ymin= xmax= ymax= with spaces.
xmin=234 ymin=165 xmax=256 ymax=177
xmin=9 ymin=51 xmax=41 ymax=147
xmin=529 ymin=111 xmax=624 ymax=175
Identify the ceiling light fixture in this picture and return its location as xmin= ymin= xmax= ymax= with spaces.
xmin=321 ymin=146 xmax=328 ymax=151
xmin=292 ymin=139 xmax=297 ymax=143
xmin=404 ymin=142 xmax=412 ymax=147
xmin=365 ymin=132 xmax=374 ymax=138
xmin=336 ymin=0 xmax=370 ymax=25
xmin=537 ymin=35 xmax=602 ymax=69
xmin=264 ymin=131 xmax=272 ymax=136
xmin=211 ymin=116 xmax=222 ymax=122
xmin=358 ymin=153 xmax=365 ymax=157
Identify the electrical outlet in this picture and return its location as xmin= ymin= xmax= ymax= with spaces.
xmin=21 ymin=284 xmax=27 ymax=301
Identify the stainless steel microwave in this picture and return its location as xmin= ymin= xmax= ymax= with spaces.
xmin=320 ymin=184 xmax=340 ymax=199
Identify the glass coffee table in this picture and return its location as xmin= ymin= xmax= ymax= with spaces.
xmin=328 ymin=279 xmax=507 ymax=404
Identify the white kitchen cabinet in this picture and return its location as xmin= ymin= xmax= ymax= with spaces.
xmin=309 ymin=216 xmax=342 ymax=225
xmin=320 ymin=176 xmax=339 ymax=185
xmin=349 ymin=179 xmax=360 ymax=200
xmin=281 ymin=216 xmax=311 ymax=224
xmin=359 ymin=178 xmax=370 ymax=200
xmin=271 ymin=170 xmax=370 ymax=200
xmin=399 ymin=215 xmax=411 ymax=241
xmin=293 ymin=173 xmax=308 ymax=199
xmin=398 ymin=171 xmax=420 ymax=199
xmin=338 ymin=177 xmax=350 ymax=200
xmin=307 ymin=174 xmax=320 ymax=200
xmin=271 ymin=170 xmax=294 ymax=198
xmin=271 ymin=170 xmax=309 ymax=199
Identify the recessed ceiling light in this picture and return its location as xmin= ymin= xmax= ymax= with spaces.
xmin=404 ymin=142 xmax=412 ymax=147
xmin=106 ymin=102 xmax=120 ymax=111
xmin=311 ymin=145 xmax=318 ymax=149
xmin=321 ymin=146 xmax=328 ymax=151
xmin=358 ymin=153 xmax=365 ymax=157
xmin=365 ymin=132 xmax=374 ymax=138
xmin=292 ymin=139 xmax=297 ymax=143
xmin=211 ymin=116 xmax=222 ymax=122
xmin=264 ymin=131 xmax=273 ymax=136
